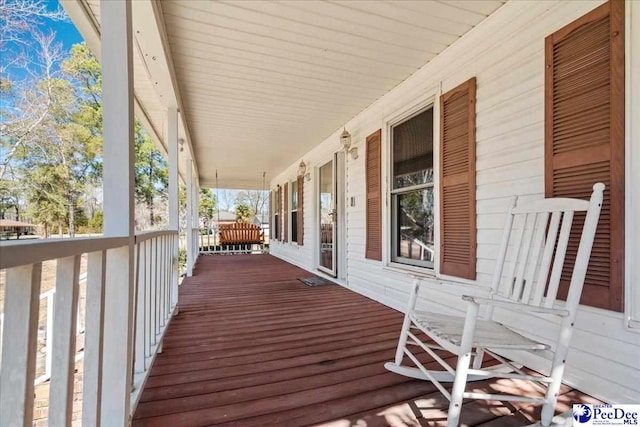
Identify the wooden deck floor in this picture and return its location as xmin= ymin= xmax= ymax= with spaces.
xmin=132 ymin=254 xmax=599 ymax=427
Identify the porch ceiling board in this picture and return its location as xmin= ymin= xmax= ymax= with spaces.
xmin=160 ymin=0 xmax=506 ymax=189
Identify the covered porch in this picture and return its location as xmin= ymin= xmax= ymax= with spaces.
xmin=1 ymin=0 xmax=639 ymax=426
xmin=132 ymin=255 xmax=597 ymax=427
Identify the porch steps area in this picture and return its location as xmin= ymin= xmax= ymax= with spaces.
xmin=132 ymin=255 xmax=599 ymax=427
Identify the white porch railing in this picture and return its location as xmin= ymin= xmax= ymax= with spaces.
xmin=131 ymin=230 xmax=179 ymax=408
xmin=0 ymin=230 xmax=179 ymax=426
xmin=186 ymin=227 xmax=200 ymax=275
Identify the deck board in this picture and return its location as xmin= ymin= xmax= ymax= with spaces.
xmin=132 ymin=254 xmax=598 ymax=427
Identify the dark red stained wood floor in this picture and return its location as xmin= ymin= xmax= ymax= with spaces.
xmin=132 ymin=254 xmax=600 ymax=427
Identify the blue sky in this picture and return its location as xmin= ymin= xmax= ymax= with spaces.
xmin=2 ymin=0 xmax=83 ymax=82
xmin=46 ymin=0 xmax=84 ymax=50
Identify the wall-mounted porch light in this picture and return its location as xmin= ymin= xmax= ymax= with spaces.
xmin=298 ymin=160 xmax=311 ymax=181
xmin=340 ymin=128 xmax=358 ymax=160
xmin=179 ymin=138 xmax=185 ymax=152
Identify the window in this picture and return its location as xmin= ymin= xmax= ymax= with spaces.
xmin=391 ymin=107 xmax=435 ymax=268
xmin=291 ymin=180 xmax=298 ymax=243
xmin=273 ymin=189 xmax=280 ymax=241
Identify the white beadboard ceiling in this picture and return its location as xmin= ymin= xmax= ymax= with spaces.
xmin=85 ymin=0 xmax=506 ymax=189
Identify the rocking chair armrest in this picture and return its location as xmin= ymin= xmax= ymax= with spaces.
xmin=461 ymin=295 xmax=570 ymax=317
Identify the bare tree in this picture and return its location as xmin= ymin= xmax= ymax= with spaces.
xmin=0 ymin=31 xmax=65 ymax=179
xmin=0 ymin=0 xmax=67 ymax=85
xmin=0 ymin=0 xmax=67 ymax=48
xmin=236 ymin=190 xmax=268 ymax=219
xmin=216 ymin=189 xmax=236 ymax=212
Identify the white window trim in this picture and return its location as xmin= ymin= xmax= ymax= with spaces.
xmin=382 ymin=85 xmax=440 ymax=275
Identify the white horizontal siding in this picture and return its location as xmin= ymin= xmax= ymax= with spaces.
xmin=271 ymin=0 xmax=640 ymax=403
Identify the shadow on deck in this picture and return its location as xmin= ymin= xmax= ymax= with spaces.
xmin=132 ymin=255 xmax=599 ymax=427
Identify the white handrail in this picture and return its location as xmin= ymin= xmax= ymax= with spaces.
xmin=0 ymin=232 xmax=179 ymax=426
xmin=135 ymin=229 xmax=179 ymax=243
xmin=0 ymin=236 xmax=129 ymax=269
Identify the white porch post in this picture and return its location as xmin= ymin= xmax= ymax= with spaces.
xmin=100 ymin=0 xmax=135 ymax=424
xmin=186 ymin=160 xmax=194 ymax=277
xmin=167 ymin=107 xmax=179 ymax=307
xmin=194 ymin=182 xmax=200 ymax=258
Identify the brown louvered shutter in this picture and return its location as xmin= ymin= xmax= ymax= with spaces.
xmin=284 ymin=182 xmax=289 ymax=242
xmin=365 ymin=129 xmax=382 ymax=261
xmin=545 ymin=0 xmax=624 ymax=311
xmin=440 ymin=78 xmax=477 ymax=280
xmin=297 ymin=176 xmax=304 ymax=246
xmin=278 ymin=185 xmax=283 ymax=241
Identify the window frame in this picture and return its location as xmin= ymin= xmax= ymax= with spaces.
xmin=273 ymin=189 xmax=280 ymax=242
xmin=389 ymin=105 xmax=436 ymax=269
xmin=290 ymin=179 xmax=298 ymax=244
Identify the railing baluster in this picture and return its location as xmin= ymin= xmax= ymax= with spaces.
xmin=100 ymin=245 xmax=135 ymax=423
xmin=165 ymin=235 xmax=170 ymax=319
xmin=160 ymin=235 xmax=166 ymax=327
xmin=167 ymin=237 xmax=171 ymax=312
xmin=49 ymin=255 xmax=82 ymax=427
xmin=45 ymin=292 xmax=54 ymax=382
xmin=145 ymin=240 xmax=152 ymax=363
xmin=150 ymin=237 xmax=157 ymax=344
xmin=76 ymin=287 xmax=82 ymax=335
xmin=82 ymin=250 xmax=106 ymax=427
xmin=135 ymin=238 xmax=146 ymax=375
xmin=170 ymin=235 xmax=177 ymax=308
xmin=0 ymin=263 xmax=42 ymax=427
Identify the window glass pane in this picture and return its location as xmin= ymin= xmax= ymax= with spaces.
xmin=291 ymin=181 xmax=298 ymax=210
xmin=395 ymin=187 xmax=435 ymax=265
xmin=291 ymin=211 xmax=298 ymax=242
xmin=393 ymin=108 xmax=434 ymax=189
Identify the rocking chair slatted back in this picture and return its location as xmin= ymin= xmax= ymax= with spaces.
xmin=490 ymin=184 xmax=604 ymax=313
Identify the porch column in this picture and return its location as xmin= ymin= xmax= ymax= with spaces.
xmin=167 ymin=107 xmax=179 ymax=307
xmin=186 ymin=159 xmax=194 ymax=277
xmin=100 ymin=0 xmax=135 ymax=424
xmin=194 ymin=182 xmax=200 ymax=259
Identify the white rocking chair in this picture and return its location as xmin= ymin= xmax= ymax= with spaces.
xmin=385 ymin=183 xmax=605 ymax=427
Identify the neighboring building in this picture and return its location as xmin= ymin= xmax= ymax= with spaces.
xmin=0 ymin=219 xmax=38 ymax=240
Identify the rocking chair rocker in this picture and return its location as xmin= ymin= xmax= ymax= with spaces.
xmin=385 ymin=183 xmax=605 ymax=427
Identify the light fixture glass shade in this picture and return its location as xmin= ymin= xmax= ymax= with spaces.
xmin=298 ymin=160 xmax=307 ymax=177
xmin=340 ymin=128 xmax=351 ymax=150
